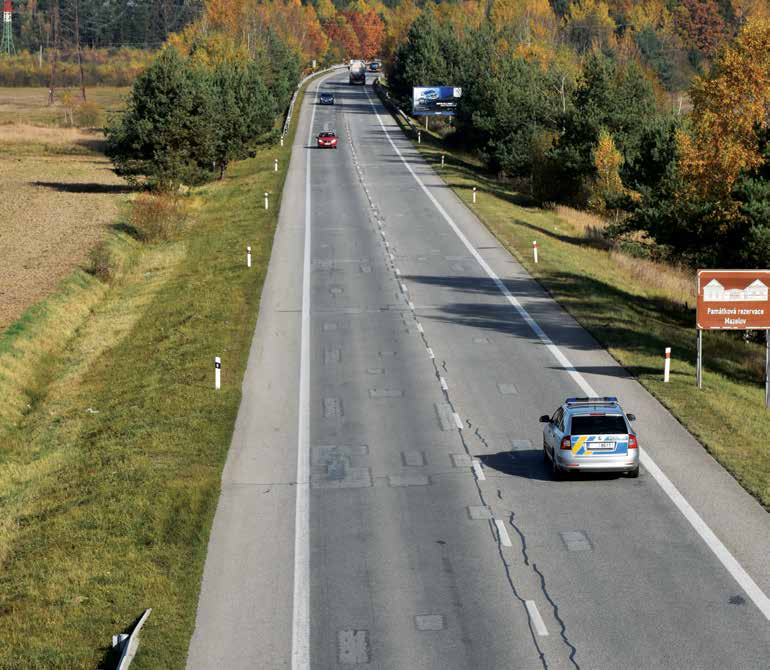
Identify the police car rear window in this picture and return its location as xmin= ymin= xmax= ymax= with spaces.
xmin=570 ymin=415 xmax=627 ymax=435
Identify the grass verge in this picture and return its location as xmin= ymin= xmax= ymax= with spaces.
xmin=0 ymin=76 xmax=314 ymax=668
xmin=386 ymin=98 xmax=769 ymax=510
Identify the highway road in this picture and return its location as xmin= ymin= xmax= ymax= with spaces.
xmin=187 ymin=71 xmax=770 ymax=669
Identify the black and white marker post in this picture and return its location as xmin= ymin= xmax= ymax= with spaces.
xmin=214 ymin=356 xmax=221 ymax=390
xmin=274 ymin=159 xmax=278 ymax=172
xmin=472 ymin=187 xmax=477 ymax=204
xmin=264 ymin=192 xmax=269 ymax=210
xmin=664 ymin=347 xmax=671 ymax=382
xmin=533 ymin=240 xmax=538 ymax=264
xmin=247 ymin=246 xmax=252 ymax=268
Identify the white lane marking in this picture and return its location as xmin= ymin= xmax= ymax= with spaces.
xmin=389 ymin=252 xmax=395 ymax=261
xmin=472 ymin=459 xmax=486 ymax=481
xmin=293 ymin=74 xmax=335 ymax=670
xmin=417 ymin=322 xmax=424 ymax=334
xmin=525 ymin=601 xmax=549 ymax=637
xmin=452 ymin=412 xmax=463 ymax=430
xmin=395 ymin=268 xmax=401 ymax=276
xmin=400 ymin=282 xmax=408 ymax=293
xmin=426 ymin=347 xmax=435 ymax=359
xmin=495 ymin=519 xmax=512 ymax=547
xmin=364 ymin=88 xmax=770 ymax=623
xmin=408 ymin=301 xmax=415 ymax=311
xmin=440 ymin=376 xmax=448 ymax=391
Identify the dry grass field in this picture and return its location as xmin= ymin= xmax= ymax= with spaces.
xmin=0 ymin=123 xmax=130 ymax=332
xmin=0 ymin=86 xmax=127 ymax=126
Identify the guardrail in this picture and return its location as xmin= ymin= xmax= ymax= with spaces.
xmin=281 ymin=63 xmax=347 ymax=140
xmin=372 ymin=78 xmax=418 ymax=136
xmin=110 ymin=608 xmax=152 ymax=670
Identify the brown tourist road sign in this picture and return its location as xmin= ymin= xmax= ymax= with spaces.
xmin=696 ymin=270 xmax=770 ymax=330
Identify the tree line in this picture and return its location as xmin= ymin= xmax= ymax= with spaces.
xmin=388 ymin=7 xmax=769 ymax=269
xmin=106 ymin=32 xmax=299 ymax=190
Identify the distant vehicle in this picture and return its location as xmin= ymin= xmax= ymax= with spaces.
xmin=349 ymin=60 xmax=366 ymax=85
xmin=539 ymin=397 xmax=639 ymax=479
xmin=368 ymin=60 xmax=381 ymax=72
xmin=317 ymin=131 xmax=338 ymax=149
xmin=319 ymin=92 xmax=334 ymax=105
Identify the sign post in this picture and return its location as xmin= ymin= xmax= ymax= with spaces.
xmin=696 ymin=269 xmax=770 ymax=405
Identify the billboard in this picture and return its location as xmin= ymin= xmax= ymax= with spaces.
xmin=412 ymin=86 xmax=462 ymax=116
xmin=696 ymin=270 xmax=770 ymax=330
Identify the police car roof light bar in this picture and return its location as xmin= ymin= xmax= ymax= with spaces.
xmin=566 ymin=396 xmax=618 ymax=404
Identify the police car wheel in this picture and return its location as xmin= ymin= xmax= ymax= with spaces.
xmin=627 ymin=466 xmax=639 ymax=478
xmin=552 ymin=457 xmax=565 ymax=481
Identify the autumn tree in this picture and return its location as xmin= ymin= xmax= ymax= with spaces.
xmin=345 ymin=7 xmax=386 ymax=59
xmin=590 ymin=128 xmax=625 ymax=209
xmin=564 ymin=0 xmax=617 ymax=54
xmin=674 ymin=0 xmax=728 ymax=61
xmin=323 ymin=14 xmax=361 ymax=60
xmin=678 ymin=16 xmax=770 ymax=205
xmin=489 ymin=0 xmax=557 ymax=46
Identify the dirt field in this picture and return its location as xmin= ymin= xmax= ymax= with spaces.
xmin=0 ymin=124 xmax=130 ymax=332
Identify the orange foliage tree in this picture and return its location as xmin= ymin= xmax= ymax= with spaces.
xmin=344 ymin=7 xmax=386 ymax=59
xmin=323 ymin=14 xmax=361 ymax=60
xmin=677 ymin=16 xmax=770 ymax=207
xmin=674 ymin=0 xmax=728 ymax=59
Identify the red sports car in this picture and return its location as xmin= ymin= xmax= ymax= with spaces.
xmin=317 ymin=131 xmax=338 ymax=149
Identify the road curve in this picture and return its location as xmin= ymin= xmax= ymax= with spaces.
xmin=186 ymin=71 xmax=770 ymax=669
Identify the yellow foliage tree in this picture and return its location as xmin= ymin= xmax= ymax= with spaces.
xmin=565 ymin=0 xmax=617 ymax=53
xmin=677 ymin=16 xmax=770 ymax=206
xmin=591 ymin=128 xmax=625 ymax=209
xmin=489 ymin=0 xmax=557 ymax=45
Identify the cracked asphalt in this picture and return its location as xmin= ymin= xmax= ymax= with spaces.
xmin=186 ymin=71 xmax=770 ymax=669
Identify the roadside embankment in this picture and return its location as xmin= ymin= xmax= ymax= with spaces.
xmin=0 ymin=81 xmax=311 ymax=670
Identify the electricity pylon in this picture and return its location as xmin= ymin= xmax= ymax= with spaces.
xmin=1 ymin=0 xmax=15 ymax=56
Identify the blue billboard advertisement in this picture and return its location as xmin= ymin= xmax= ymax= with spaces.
xmin=412 ymin=86 xmax=462 ymax=116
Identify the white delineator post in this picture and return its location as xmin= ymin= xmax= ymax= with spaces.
xmin=280 ymin=136 xmax=284 ymax=147
xmin=214 ymin=357 xmax=221 ymax=390
xmin=472 ymin=187 xmax=477 ymax=204
xmin=417 ymin=131 xmax=421 ymax=144
xmin=664 ymin=347 xmax=671 ymax=382
xmin=247 ymin=246 xmax=252 ymax=268
xmin=533 ymin=240 xmax=538 ymax=264
xmin=274 ymin=158 xmax=278 ymax=172
xmin=441 ymin=154 xmax=445 ymax=167
xmin=264 ymin=192 xmax=269 ymax=210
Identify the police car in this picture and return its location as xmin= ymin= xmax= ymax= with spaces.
xmin=539 ymin=397 xmax=639 ymax=479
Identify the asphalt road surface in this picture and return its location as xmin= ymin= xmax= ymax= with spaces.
xmin=186 ymin=71 xmax=770 ymax=670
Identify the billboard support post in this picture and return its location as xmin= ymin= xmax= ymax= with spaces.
xmin=425 ymin=116 xmax=428 ymax=131
xmin=696 ymin=330 xmax=703 ymax=389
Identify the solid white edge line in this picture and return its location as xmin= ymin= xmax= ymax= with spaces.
xmin=427 ymin=347 xmax=435 ymax=359
xmin=495 ymin=519 xmax=513 ymax=547
xmin=363 ymin=87 xmax=770 ymax=623
xmin=292 ymin=72 xmax=334 ymax=670
xmin=472 ymin=459 xmax=486 ymax=481
xmin=417 ymin=322 xmax=424 ymax=334
xmin=525 ymin=600 xmax=549 ymax=637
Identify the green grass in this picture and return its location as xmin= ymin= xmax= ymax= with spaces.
xmin=0 ymin=80 xmax=311 ymax=668
xmin=389 ymin=107 xmax=769 ymax=510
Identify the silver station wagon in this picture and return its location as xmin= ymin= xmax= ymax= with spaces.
xmin=540 ymin=397 xmax=639 ymax=479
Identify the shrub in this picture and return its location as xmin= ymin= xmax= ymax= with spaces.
xmin=75 ymin=101 xmax=105 ymax=128
xmin=129 ymin=194 xmax=185 ymax=242
xmin=87 ymin=241 xmax=114 ymax=282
